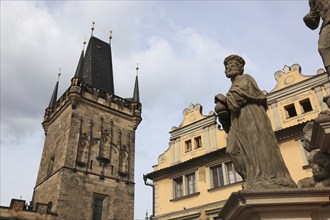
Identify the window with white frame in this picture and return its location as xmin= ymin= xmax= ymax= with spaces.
xmin=225 ymin=161 xmax=242 ymax=184
xmin=210 ymin=161 xmax=242 ymax=189
xmin=173 ymin=177 xmax=183 ymax=198
xmin=173 ymin=172 xmax=197 ymax=199
xmin=186 ymin=173 xmax=197 ymax=195
xmin=210 ymin=164 xmax=225 ymax=188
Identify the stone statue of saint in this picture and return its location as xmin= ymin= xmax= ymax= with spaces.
xmin=304 ymin=0 xmax=330 ymax=73
xmin=214 ymin=54 xmax=297 ymax=190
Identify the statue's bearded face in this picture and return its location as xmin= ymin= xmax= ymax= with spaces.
xmin=225 ymin=61 xmax=242 ymax=78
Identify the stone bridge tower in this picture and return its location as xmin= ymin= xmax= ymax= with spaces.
xmin=32 ymin=35 xmax=142 ymax=220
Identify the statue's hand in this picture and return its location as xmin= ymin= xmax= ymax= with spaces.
xmin=303 ymin=13 xmax=320 ymax=30
xmin=215 ymin=93 xmax=226 ymax=104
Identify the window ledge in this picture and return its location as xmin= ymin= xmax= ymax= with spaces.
xmin=208 ymin=181 xmax=242 ymax=192
xmin=170 ymin=192 xmax=200 ymax=202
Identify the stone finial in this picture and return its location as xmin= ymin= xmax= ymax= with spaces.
xmin=109 ymin=30 xmax=112 ymax=44
xmin=91 ymin=21 xmax=95 ymax=36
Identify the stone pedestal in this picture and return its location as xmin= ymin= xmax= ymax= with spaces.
xmin=217 ymin=188 xmax=330 ymax=220
xmin=310 ymin=110 xmax=330 ymax=154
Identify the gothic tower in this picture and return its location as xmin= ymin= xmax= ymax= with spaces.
xmin=32 ymin=35 xmax=142 ymax=220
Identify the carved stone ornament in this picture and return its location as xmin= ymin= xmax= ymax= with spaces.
xmin=97 ymin=132 xmax=111 ymax=164
xmin=76 ymin=134 xmax=89 ymax=167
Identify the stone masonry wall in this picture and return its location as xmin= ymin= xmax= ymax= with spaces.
xmin=33 ymin=95 xmax=138 ymax=219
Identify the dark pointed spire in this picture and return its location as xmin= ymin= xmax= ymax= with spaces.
xmin=133 ymin=64 xmax=140 ymax=103
xmin=74 ymin=40 xmax=86 ymax=78
xmin=48 ymin=70 xmax=61 ymax=108
xmin=79 ymin=36 xmax=115 ymax=94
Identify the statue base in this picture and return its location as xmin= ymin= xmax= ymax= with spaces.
xmin=217 ymin=188 xmax=330 ymax=220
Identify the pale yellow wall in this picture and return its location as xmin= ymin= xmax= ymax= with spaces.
xmin=154 ymin=168 xmax=242 ymax=216
xmin=279 ymin=139 xmax=312 ymax=182
xmin=155 ymin=127 xmax=227 ymax=171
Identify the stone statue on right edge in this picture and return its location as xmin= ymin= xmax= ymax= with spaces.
xmin=214 ymin=54 xmax=297 ymax=190
xmin=304 ymin=0 xmax=330 ymax=74
xmin=298 ymin=95 xmax=330 ymax=188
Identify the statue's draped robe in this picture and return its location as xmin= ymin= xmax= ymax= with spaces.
xmin=304 ymin=0 xmax=330 ymax=69
xmin=225 ymin=74 xmax=296 ymax=190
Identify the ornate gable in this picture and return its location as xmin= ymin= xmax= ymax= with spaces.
xmin=270 ymin=64 xmax=311 ymax=93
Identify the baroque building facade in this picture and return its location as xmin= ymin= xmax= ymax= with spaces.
xmin=0 ymin=35 xmax=142 ymax=220
xmin=144 ymin=64 xmax=330 ymax=220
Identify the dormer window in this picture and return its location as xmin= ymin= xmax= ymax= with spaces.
xmin=299 ymin=98 xmax=313 ymax=113
xmin=284 ymin=104 xmax=297 ymax=118
xmin=185 ymin=140 xmax=192 ymax=152
xmin=194 ymin=136 xmax=202 ymax=149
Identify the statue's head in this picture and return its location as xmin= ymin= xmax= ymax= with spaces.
xmin=224 ymin=54 xmax=245 ymax=79
xmin=309 ymin=150 xmax=330 ymax=182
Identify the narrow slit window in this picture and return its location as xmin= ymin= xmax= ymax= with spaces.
xmin=92 ymin=195 xmax=106 ymax=220
xmin=90 ymin=160 xmax=93 ymax=169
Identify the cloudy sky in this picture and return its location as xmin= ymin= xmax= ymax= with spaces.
xmin=0 ymin=1 xmax=325 ymax=219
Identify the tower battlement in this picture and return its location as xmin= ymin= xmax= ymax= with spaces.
xmin=43 ymin=76 xmax=142 ymax=133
